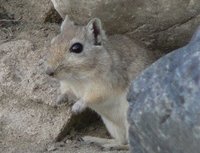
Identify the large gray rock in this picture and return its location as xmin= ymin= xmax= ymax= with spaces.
xmin=51 ymin=0 xmax=200 ymax=52
xmin=127 ymin=28 xmax=200 ymax=153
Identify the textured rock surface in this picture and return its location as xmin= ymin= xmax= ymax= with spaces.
xmin=127 ymin=28 xmax=200 ymax=153
xmin=0 ymin=40 xmax=72 ymax=147
xmin=51 ymin=0 xmax=200 ymax=52
xmin=0 ymin=0 xmax=61 ymax=23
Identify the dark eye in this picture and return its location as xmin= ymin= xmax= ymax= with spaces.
xmin=69 ymin=43 xmax=83 ymax=53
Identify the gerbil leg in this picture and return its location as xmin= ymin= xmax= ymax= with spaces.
xmin=83 ymin=136 xmax=115 ymax=145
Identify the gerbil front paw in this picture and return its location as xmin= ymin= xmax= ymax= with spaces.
xmin=56 ymin=92 xmax=77 ymax=106
xmin=56 ymin=93 xmax=69 ymax=105
xmin=72 ymin=99 xmax=86 ymax=114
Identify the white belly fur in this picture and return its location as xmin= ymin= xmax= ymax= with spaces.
xmin=89 ymin=92 xmax=129 ymax=144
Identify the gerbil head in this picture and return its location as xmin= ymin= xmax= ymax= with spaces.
xmin=45 ymin=16 xmax=109 ymax=80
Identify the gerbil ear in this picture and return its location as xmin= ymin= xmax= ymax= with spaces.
xmin=86 ymin=18 xmax=106 ymax=46
xmin=61 ymin=15 xmax=74 ymax=32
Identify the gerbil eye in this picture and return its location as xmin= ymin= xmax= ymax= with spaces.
xmin=70 ymin=43 xmax=83 ymax=53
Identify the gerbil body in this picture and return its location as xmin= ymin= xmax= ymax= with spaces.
xmin=46 ymin=16 xmax=156 ymax=150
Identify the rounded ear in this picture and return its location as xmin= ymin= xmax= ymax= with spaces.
xmin=86 ymin=18 xmax=106 ymax=46
xmin=61 ymin=15 xmax=74 ymax=32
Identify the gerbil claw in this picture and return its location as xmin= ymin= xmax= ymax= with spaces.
xmin=72 ymin=99 xmax=86 ymax=114
xmin=56 ymin=93 xmax=69 ymax=105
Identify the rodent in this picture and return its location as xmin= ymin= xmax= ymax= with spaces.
xmin=45 ymin=16 xmax=158 ymax=150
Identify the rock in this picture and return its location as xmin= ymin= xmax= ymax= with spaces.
xmin=0 ymin=40 xmax=70 ymax=145
xmin=51 ymin=0 xmax=200 ymax=52
xmin=0 ymin=0 xmax=61 ymax=23
xmin=0 ymin=40 xmax=58 ymax=105
xmin=127 ymin=27 xmax=200 ymax=153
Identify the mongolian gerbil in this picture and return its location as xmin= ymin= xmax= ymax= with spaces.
xmin=46 ymin=16 xmax=156 ymax=150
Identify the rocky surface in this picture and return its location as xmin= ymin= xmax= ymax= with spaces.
xmin=1 ymin=140 xmax=129 ymax=153
xmin=51 ymin=0 xmax=200 ymax=52
xmin=0 ymin=0 xmax=61 ymax=23
xmin=127 ymin=28 xmax=200 ymax=153
xmin=0 ymin=40 xmax=70 ymax=144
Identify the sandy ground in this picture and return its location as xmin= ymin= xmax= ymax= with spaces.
xmin=1 ymin=140 xmax=129 ymax=153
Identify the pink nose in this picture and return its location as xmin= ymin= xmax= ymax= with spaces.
xmin=45 ymin=67 xmax=55 ymax=76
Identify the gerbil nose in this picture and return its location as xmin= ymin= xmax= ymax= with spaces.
xmin=45 ymin=67 xmax=55 ymax=76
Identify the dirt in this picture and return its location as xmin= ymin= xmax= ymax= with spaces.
xmin=1 ymin=140 xmax=129 ymax=153
xmin=1 ymin=118 xmax=129 ymax=153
